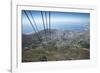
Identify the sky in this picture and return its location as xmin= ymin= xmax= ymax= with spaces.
xmin=22 ymin=10 xmax=90 ymax=34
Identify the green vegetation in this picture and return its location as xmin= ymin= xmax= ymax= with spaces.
xmin=22 ymin=39 xmax=90 ymax=62
xmin=22 ymin=29 xmax=90 ymax=62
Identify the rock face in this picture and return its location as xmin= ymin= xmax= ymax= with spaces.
xmin=22 ymin=25 xmax=90 ymax=62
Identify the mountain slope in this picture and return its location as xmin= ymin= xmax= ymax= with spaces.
xmin=22 ymin=28 xmax=90 ymax=62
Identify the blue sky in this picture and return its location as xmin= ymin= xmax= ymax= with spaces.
xmin=22 ymin=10 xmax=90 ymax=34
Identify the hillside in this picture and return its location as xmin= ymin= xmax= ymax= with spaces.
xmin=22 ymin=28 xmax=90 ymax=62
